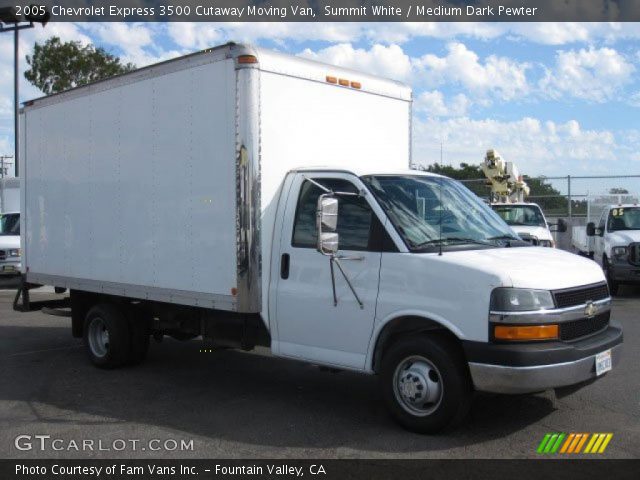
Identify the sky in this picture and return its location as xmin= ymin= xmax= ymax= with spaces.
xmin=1 ymin=21 xmax=639 ymax=186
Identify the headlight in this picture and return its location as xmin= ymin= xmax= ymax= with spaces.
xmin=8 ymin=248 xmax=21 ymax=257
xmin=612 ymin=246 xmax=627 ymax=258
xmin=490 ymin=288 xmax=555 ymax=312
xmin=538 ymin=240 xmax=554 ymax=248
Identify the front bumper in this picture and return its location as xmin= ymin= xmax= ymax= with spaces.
xmin=0 ymin=259 xmax=21 ymax=275
xmin=610 ymin=261 xmax=640 ymax=282
xmin=463 ymin=324 xmax=623 ymax=394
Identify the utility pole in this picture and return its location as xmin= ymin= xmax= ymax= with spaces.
xmin=0 ymin=6 xmax=50 ymax=177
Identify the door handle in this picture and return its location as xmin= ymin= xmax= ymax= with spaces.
xmin=280 ymin=253 xmax=290 ymax=279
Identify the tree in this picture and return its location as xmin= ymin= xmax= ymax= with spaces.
xmin=25 ymin=37 xmax=135 ymax=95
xmin=609 ymin=188 xmax=629 ymax=194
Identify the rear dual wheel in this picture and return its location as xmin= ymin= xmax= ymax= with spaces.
xmin=83 ymin=303 xmax=150 ymax=368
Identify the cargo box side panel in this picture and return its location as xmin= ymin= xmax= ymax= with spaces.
xmin=24 ymin=59 xmax=238 ymax=308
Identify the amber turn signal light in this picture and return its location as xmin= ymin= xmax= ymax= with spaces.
xmin=494 ymin=324 xmax=559 ymax=341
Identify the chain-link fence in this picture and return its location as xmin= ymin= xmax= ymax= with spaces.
xmin=459 ymin=175 xmax=640 ymax=251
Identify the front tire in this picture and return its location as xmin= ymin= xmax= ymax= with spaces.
xmin=83 ymin=304 xmax=131 ymax=368
xmin=380 ymin=334 xmax=472 ymax=433
xmin=603 ymin=256 xmax=619 ymax=296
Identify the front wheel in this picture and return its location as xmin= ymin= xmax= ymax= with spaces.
xmin=603 ymin=256 xmax=619 ymax=296
xmin=380 ymin=334 xmax=472 ymax=433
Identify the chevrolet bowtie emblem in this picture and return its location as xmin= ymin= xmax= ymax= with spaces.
xmin=584 ymin=301 xmax=598 ymax=318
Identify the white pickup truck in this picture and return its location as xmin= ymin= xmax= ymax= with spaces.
xmin=491 ymin=202 xmax=566 ymax=247
xmin=581 ymin=204 xmax=640 ymax=295
xmin=15 ymin=43 xmax=622 ymax=433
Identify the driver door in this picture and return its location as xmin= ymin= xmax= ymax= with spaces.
xmin=594 ymin=210 xmax=607 ymax=264
xmin=272 ymin=173 xmax=387 ymax=370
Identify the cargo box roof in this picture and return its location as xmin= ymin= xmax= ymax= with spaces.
xmin=22 ymin=42 xmax=411 ymax=111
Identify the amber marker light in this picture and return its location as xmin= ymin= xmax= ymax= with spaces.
xmin=237 ymin=55 xmax=258 ymax=64
xmin=494 ymin=324 xmax=559 ymax=341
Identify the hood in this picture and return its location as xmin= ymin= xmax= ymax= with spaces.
xmin=608 ymin=230 xmax=640 ymax=245
xmin=0 ymin=235 xmax=19 ymax=249
xmin=511 ymin=225 xmax=552 ymax=241
xmin=433 ymin=246 xmax=605 ymax=291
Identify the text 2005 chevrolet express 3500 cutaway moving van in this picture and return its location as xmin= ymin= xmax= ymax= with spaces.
xmin=15 ymin=43 xmax=622 ymax=433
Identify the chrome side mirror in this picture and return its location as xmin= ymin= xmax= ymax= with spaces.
xmin=318 ymin=232 xmax=339 ymax=255
xmin=317 ymin=195 xmax=339 ymax=255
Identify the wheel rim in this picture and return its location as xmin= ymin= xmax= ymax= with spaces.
xmin=393 ymin=355 xmax=443 ymax=417
xmin=88 ymin=317 xmax=110 ymax=358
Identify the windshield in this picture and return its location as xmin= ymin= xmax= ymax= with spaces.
xmin=0 ymin=213 xmax=20 ymax=236
xmin=361 ymin=175 xmax=518 ymax=252
xmin=492 ymin=205 xmax=546 ymax=227
xmin=608 ymin=207 xmax=640 ymax=231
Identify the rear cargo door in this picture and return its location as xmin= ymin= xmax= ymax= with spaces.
xmin=273 ymin=173 xmax=382 ymax=370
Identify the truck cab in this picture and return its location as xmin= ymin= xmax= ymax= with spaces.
xmin=588 ymin=204 xmax=640 ymax=294
xmin=491 ymin=202 xmax=564 ymax=247
xmin=0 ymin=211 xmax=21 ymax=276
xmin=271 ymin=168 xmax=621 ymax=432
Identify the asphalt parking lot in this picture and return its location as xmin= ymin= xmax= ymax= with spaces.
xmin=0 ymin=277 xmax=638 ymax=459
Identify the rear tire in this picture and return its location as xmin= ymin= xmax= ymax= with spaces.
xmin=83 ymin=304 xmax=131 ymax=369
xmin=380 ymin=334 xmax=472 ymax=433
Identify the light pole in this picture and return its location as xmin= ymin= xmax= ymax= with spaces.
xmin=0 ymin=6 xmax=50 ymax=178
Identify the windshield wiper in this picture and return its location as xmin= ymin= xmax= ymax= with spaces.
xmin=413 ymin=237 xmax=493 ymax=249
xmin=487 ymin=234 xmax=521 ymax=241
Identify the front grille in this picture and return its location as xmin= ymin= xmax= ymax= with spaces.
xmin=552 ymin=282 xmax=609 ymax=308
xmin=559 ymin=312 xmax=610 ymax=341
xmin=629 ymin=243 xmax=640 ymax=266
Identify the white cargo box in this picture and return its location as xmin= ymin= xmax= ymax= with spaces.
xmin=20 ymin=43 xmax=411 ymax=313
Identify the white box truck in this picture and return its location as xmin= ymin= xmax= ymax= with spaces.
xmin=572 ymin=194 xmax=640 ymax=295
xmin=16 ymin=43 xmax=622 ymax=433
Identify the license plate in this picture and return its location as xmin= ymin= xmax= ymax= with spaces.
xmin=595 ymin=350 xmax=612 ymax=376
xmin=2 ymin=265 xmax=15 ymax=272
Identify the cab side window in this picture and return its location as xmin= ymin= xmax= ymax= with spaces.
xmin=292 ymin=179 xmax=377 ymax=251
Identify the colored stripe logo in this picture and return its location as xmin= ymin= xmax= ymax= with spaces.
xmin=537 ymin=433 xmax=613 ymax=454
